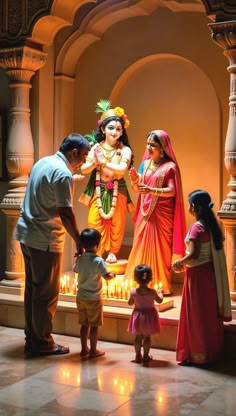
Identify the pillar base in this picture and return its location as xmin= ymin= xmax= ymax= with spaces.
xmin=0 ymin=278 xmax=25 ymax=296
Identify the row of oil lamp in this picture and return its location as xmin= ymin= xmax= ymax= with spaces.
xmin=59 ymin=274 xmax=163 ymax=300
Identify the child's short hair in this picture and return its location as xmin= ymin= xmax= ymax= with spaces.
xmin=80 ymin=228 xmax=101 ymax=250
xmin=134 ymin=264 xmax=152 ymax=284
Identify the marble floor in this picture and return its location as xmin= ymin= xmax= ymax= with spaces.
xmin=0 ymin=327 xmax=236 ymax=416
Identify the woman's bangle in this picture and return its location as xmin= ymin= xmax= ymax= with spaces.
xmin=154 ymin=188 xmax=164 ymax=195
xmin=131 ymin=180 xmax=139 ymax=186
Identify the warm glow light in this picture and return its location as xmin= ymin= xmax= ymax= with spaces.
xmin=60 ymin=273 xmax=135 ymax=301
xmin=120 ymin=385 xmax=124 ymax=394
xmin=111 ymin=377 xmax=134 ymax=395
xmin=61 ymin=369 xmax=70 ymax=378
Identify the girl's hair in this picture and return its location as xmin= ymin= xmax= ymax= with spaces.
xmin=188 ymin=189 xmax=223 ymax=250
xmin=134 ymin=264 xmax=152 ymax=285
xmin=95 ymin=116 xmax=134 ymax=167
xmin=80 ymin=228 xmax=101 ymax=250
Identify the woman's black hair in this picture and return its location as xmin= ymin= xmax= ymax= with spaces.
xmin=59 ymin=133 xmax=90 ymax=153
xmin=95 ymin=116 xmax=134 ymax=167
xmin=134 ymin=264 xmax=153 ymax=285
xmin=80 ymin=228 xmax=101 ymax=250
xmin=188 ymin=189 xmax=223 ymax=250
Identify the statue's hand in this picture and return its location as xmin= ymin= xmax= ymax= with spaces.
xmin=73 ymin=174 xmax=85 ymax=181
xmin=94 ymin=145 xmax=105 ymax=164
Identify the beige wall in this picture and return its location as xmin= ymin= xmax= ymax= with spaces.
xmin=0 ymin=6 xmax=231 ymax=274
xmin=71 ymin=8 xmax=229 ymax=247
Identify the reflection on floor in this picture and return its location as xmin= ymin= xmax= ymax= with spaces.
xmin=0 ymin=326 xmax=235 ymax=416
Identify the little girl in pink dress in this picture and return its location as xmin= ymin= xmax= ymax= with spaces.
xmin=127 ymin=264 xmax=163 ymax=363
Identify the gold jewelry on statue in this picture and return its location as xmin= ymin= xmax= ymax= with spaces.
xmin=100 ymin=142 xmax=123 ymax=163
xmin=141 ymin=160 xmax=158 ymax=217
xmin=96 ymin=99 xmax=130 ymax=129
xmin=100 ymin=145 xmax=117 ymax=163
xmin=140 ymin=159 xmax=166 ymax=218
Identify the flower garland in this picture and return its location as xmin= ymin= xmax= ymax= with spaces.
xmin=98 ymin=106 xmax=130 ymax=129
xmin=95 ymin=167 xmax=118 ymax=220
xmin=113 ymin=106 xmax=130 ymax=129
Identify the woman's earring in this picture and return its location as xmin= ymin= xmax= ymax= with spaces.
xmin=160 ymin=150 xmax=164 ymax=158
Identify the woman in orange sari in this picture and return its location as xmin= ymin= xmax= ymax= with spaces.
xmin=124 ymin=130 xmax=186 ymax=295
xmin=79 ymin=100 xmax=134 ymax=263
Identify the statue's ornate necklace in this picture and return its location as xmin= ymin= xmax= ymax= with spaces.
xmin=100 ymin=141 xmax=122 ymax=162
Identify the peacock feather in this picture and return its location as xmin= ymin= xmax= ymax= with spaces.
xmin=95 ymin=99 xmax=111 ymax=114
xmin=85 ymin=130 xmax=97 ymax=145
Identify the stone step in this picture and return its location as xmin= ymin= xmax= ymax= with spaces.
xmin=0 ymin=292 xmax=235 ymax=358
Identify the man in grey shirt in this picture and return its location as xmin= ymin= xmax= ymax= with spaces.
xmin=14 ymin=133 xmax=90 ymax=356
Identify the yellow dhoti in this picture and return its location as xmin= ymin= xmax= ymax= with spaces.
xmin=88 ymin=192 xmax=127 ymax=256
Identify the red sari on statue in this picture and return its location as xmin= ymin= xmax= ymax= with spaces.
xmin=124 ymin=130 xmax=186 ymax=295
xmin=176 ymin=222 xmax=232 ymax=364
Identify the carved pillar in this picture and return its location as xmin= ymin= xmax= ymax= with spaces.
xmin=209 ymin=21 xmax=236 ymax=304
xmin=0 ymin=45 xmax=47 ymax=293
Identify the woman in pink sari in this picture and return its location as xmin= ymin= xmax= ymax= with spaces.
xmin=124 ymin=130 xmax=186 ymax=295
xmin=173 ymin=190 xmax=232 ymax=365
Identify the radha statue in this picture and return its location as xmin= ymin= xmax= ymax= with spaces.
xmin=124 ymin=130 xmax=186 ymax=295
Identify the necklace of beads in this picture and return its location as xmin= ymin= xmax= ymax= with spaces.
xmin=140 ymin=159 xmax=166 ymax=219
xmin=100 ymin=141 xmax=122 ymax=162
xmin=148 ymin=159 xmax=162 ymax=172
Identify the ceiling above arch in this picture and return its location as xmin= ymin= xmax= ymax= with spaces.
xmin=32 ymin=0 xmax=206 ymax=49
xmin=201 ymin=0 xmax=236 ymax=21
xmin=0 ymin=0 xmax=235 ymax=49
xmin=55 ymin=0 xmax=163 ymax=76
